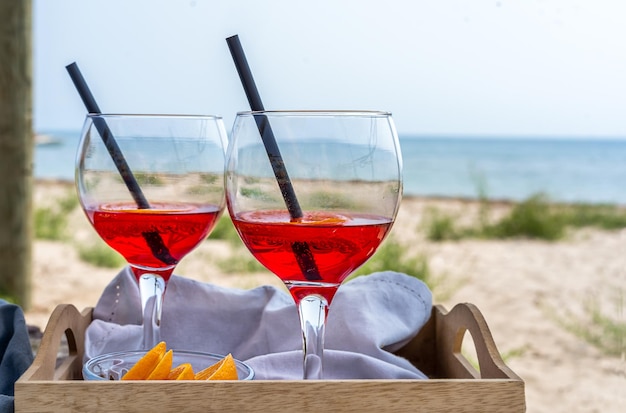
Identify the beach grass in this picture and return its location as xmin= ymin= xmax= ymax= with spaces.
xmin=208 ymin=214 xmax=243 ymax=245
xmin=483 ymin=194 xmax=566 ymax=240
xmin=424 ymin=192 xmax=626 ymax=241
xmin=209 ymin=215 xmax=268 ymax=273
xmin=564 ymin=290 xmax=626 ymax=357
xmin=558 ymin=203 xmax=626 ymax=230
xmin=33 ymin=189 xmax=126 ymax=268
xmin=424 ymin=207 xmax=462 ymax=241
xmin=348 ymin=238 xmax=432 ymax=285
xmin=131 ymin=172 xmax=164 ymax=186
xmin=77 ymin=240 xmax=125 ymax=269
xmin=216 ymin=252 xmax=267 ymax=273
xmin=34 ymin=191 xmax=78 ymax=240
xmin=554 ymin=290 xmax=626 ymax=358
xmin=461 ymin=344 xmax=528 ymax=373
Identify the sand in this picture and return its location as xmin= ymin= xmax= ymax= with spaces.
xmin=24 ymin=180 xmax=626 ymax=412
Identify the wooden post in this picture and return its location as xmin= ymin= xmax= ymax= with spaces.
xmin=0 ymin=0 xmax=33 ymax=309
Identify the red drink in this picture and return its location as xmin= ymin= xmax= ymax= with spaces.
xmin=232 ymin=210 xmax=392 ymax=303
xmin=86 ymin=202 xmax=221 ymax=282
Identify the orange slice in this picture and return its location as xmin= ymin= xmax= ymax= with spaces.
xmin=121 ymin=341 xmax=167 ymax=380
xmin=167 ymin=363 xmax=195 ymax=380
xmin=147 ymin=349 xmax=173 ymax=380
xmin=299 ymin=212 xmax=348 ymax=225
xmin=195 ymin=353 xmax=238 ymax=380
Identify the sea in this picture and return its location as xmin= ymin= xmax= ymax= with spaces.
xmin=35 ymin=130 xmax=626 ymax=206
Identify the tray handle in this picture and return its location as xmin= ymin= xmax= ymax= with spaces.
xmin=19 ymin=304 xmax=93 ymax=381
xmin=437 ymin=302 xmax=521 ymax=380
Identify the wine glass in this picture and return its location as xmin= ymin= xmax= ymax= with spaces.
xmin=225 ymin=110 xmax=403 ymax=379
xmin=76 ymin=114 xmax=227 ymax=349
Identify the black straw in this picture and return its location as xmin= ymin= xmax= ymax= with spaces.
xmin=66 ymin=62 xmax=150 ymax=210
xmin=226 ymin=35 xmax=321 ymax=281
xmin=226 ymin=35 xmax=303 ymax=219
xmin=66 ymin=62 xmax=176 ymax=266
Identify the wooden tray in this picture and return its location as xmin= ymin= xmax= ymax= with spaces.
xmin=16 ymin=303 xmax=525 ymax=412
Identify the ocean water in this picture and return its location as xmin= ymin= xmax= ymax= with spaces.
xmin=400 ymin=136 xmax=626 ymax=205
xmin=35 ymin=130 xmax=626 ymax=205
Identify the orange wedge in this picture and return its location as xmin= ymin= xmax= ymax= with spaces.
xmin=121 ymin=341 xmax=167 ymax=380
xmin=194 ymin=360 xmax=220 ymax=380
xmin=147 ymin=349 xmax=173 ymax=380
xmin=167 ymin=363 xmax=195 ymax=380
xmin=195 ymin=353 xmax=238 ymax=380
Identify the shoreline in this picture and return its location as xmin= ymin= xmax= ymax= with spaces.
xmin=32 ymin=177 xmax=626 ymax=208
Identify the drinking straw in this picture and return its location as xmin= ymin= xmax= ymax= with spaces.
xmin=65 ymin=62 xmax=176 ymax=266
xmin=226 ymin=35 xmax=321 ymax=281
xmin=226 ymin=35 xmax=303 ymax=219
xmin=66 ymin=62 xmax=150 ymax=210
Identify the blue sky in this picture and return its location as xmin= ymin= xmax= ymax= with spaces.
xmin=34 ymin=0 xmax=626 ymax=137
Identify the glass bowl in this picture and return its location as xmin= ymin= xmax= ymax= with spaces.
xmin=83 ymin=349 xmax=254 ymax=381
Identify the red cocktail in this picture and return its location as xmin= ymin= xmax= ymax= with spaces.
xmin=226 ymin=111 xmax=402 ymax=379
xmin=87 ymin=202 xmax=222 ymax=282
xmin=76 ymin=114 xmax=227 ymax=349
xmin=233 ymin=210 xmax=392 ymax=304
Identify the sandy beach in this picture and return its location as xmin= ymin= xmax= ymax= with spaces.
xmin=24 ymin=180 xmax=626 ymax=412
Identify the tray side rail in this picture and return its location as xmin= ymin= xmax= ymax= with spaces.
xmin=438 ymin=302 xmax=522 ymax=380
xmin=18 ymin=304 xmax=92 ymax=381
xmin=396 ymin=303 xmax=523 ymax=380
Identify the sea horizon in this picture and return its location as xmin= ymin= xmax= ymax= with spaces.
xmin=35 ymin=130 xmax=626 ymax=206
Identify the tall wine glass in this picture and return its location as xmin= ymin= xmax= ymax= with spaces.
xmin=76 ymin=114 xmax=227 ymax=349
xmin=225 ymin=110 xmax=403 ymax=379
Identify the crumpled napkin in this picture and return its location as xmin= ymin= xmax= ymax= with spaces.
xmin=0 ymin=299 xmax=34 ymax=413
xmin=85 ymin=267 xmax=432 ymax=379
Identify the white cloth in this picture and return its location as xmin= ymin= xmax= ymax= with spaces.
xmin=85 ymin=267 xmax=432 ymax=379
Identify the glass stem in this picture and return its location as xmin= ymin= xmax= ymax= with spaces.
xmin=138 ymin=273 xmax=166 ymax=349
xmin=298 ymin=294 xmax=328 ymax=379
